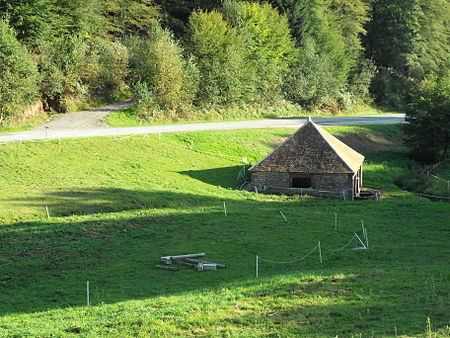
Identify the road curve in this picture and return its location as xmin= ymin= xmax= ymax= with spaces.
xmin=0 ymin=114 xmax=405 ymax=143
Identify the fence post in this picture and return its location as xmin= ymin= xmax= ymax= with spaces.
xmin=256 ymin=256 xmax=259 ymax=279
xmin=318 ymin=241 xmax=322 ymax=263
xmin=279 ymin=211 xmax=287 ymax=222
xmin=87 ymin=281 xmax=90 ymax=306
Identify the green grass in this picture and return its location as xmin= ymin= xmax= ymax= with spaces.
xmin=0 ymin=113 xmax=51 ymax=133
xmin=0 ymin=126 xmax=448 ymax=336
xmin=107 ymin=102 xmax=399 ymax=127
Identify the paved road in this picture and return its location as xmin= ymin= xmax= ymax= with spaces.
xmin=0 ymin=114 xmax=405 ymax=143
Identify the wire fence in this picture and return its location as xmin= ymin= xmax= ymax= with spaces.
xmin=258 ymin=245 xmax=319 ymax=264
xmin=256 ymin=224 xmax=368 ymax=278
xmin=425 ymin=159 xmax=450 ymax=193
xmin=324 ymin=234 xmax=357 ymax=253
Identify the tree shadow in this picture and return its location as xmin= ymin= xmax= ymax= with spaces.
xmin=0 ymin=187 xmax=448 ymax=337
xmin=0 ymin=188 xmax=372 ymax=316
xmin=4 ymin=187 xmax=228 ymax=217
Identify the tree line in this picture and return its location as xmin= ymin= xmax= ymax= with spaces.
xmin=0 ymin=0 xmax=449 ymax=160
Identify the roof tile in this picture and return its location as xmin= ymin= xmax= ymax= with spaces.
xmin=250 ymin=120 xmax=364 ymax=174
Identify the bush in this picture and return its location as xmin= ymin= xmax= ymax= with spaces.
xmin=129 ymin=25 xmax=197 ymax=112
xmin=87 ymin=39 xmax=129 ymax=100
xmin=222 ymin=1 xmax=294 ymax=102
xmin=348 ymin=58 xmax=377 ymax=103
xmin=283 ymin=39 xmax=342 ymax=110
xmin=0 ymin=19 xmax=39 ymax=124
xmin=37 ymin=36 xmax=89 ymax=112
xmin=132 ymin=81 xmax=160 ymax=121
xmin=404 ymin=73 xmax=450 ymax=163
xmin=188 ymin=9 xmax=252 ymax=106
xmin=370 ymin=68 xmax=412 ymax=109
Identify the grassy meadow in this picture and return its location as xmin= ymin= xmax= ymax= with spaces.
xmin=0 ymin=126 xmax=448 ymax=336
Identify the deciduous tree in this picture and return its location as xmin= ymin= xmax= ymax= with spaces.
xmin=404 ymin=72 xmax=450 ymax=162
xmin=0 ymin=19 xmax=39 ymax=124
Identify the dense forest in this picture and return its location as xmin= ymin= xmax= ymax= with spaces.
xmin=1 ymin=0 xmax=449 ymax=156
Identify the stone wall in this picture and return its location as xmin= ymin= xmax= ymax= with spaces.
xmin=313 ymin=174 xmax=353 ymax=192
xmin=251 ymin=171 xmax=291 ymax=188
xmin=251 ymin=171 xmax=353 ymax=192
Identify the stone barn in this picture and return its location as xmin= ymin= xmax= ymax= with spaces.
xmin=249 ymin=118 xmax=364 ymax=199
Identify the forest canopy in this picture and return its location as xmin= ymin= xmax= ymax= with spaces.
xmin=0 ymin=0 xmax=448 ymax=129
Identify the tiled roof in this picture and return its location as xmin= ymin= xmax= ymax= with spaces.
xmin=250 ymin=119 xmax=364 ymax=174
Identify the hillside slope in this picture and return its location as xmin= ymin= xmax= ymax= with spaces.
xmin=0 ymin=126 xmax=448 ymax=336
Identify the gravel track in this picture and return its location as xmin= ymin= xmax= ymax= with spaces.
xmin=31 ymin=100 xmax=132 ymax=131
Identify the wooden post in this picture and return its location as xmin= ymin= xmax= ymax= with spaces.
xmin=156 ymin=265 xmax=179 ymax=271
xmin=365 ymin=229 xmax=369 ymax=249
xmin=160 ymin=253 xmax=206 ymax=264
xmin=279 ymin=211 xmax=287 ymax=222
xmin=318 ymin=241 xmax=322 ymax=263
xmin=86 ymin=281 xmax=90 ymax=306
xmin=256 ymin=256 xmax=259 ymax=278
xmin=354 ymin=232 xmax=366 ymax=248
xmin=361 ymin=220 xmax=368 ymax=248
xmin=183 ymin=258 xmax=226 ymax=269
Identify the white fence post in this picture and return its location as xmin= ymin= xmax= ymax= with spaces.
xmin=86 ymin=281 xmax=90 ymax=306
xmin=256 ymin=256 xmax=259 ymax=279
xmin=318 ymin=241 xmax=322 ymax=263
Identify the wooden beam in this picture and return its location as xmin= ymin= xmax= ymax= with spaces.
xmin=156 ymin=265 xmax=179 ymax=271
xmin=184 ymin=258 xmax=227 ymax=269
xmin=160 ymin=253 xmax=206 ymax=265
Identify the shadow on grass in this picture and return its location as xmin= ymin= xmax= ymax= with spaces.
xmin=0 ymin=188 xmax=448 ymax=336
xmin=4 ymin=187 xmax=236 ymax=217
xmin=179 ymin=166 xmax=244 ymax=188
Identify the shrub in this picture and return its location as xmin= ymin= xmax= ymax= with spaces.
xmin=0 ymin=19 xmax=39 ymax=124
xmin=188 ymin=9 xmax=252 ymax=106
xmin=348 ymin=58 xmax=377 ymax=103
xmin=87 ymin=39 xmax=129 ymax=100
xmin=283 ymin=39 xmax=342 ymax=110
xmin=404 ymin=73 xmax=450 ymax=163
xmin=132 ymin=81 xmax=160 ymax=121
xmin=129 ymin=25 xmax=197 ymax=112
xmin=37 ymin=36 xmax=89 ymax=112
xmin=222 ymin=1 xmax=295 ymax=102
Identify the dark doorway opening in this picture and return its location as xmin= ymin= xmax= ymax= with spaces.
xmin=292 ymin=177 xmax=311 ymax=188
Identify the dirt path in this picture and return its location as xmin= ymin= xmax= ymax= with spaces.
xmin=31 ymin=100 xmax=132 ymax=131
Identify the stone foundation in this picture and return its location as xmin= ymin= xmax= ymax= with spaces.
xmin=249 ymin=171 xmax=358 ymax=200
